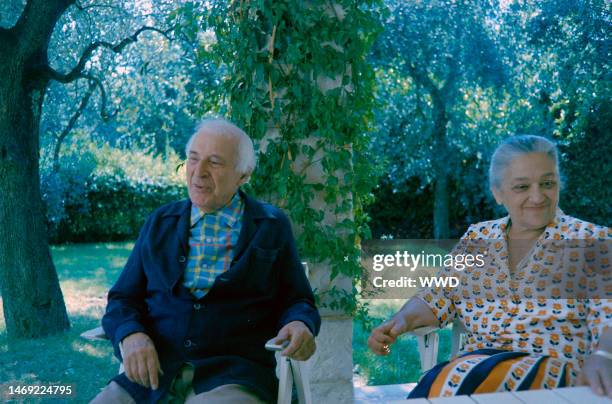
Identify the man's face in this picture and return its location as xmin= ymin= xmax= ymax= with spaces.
xmin=492 ymin=152 xmax=559 ymax=233
xmin=186 ymin=132 xmax=248 ymax=212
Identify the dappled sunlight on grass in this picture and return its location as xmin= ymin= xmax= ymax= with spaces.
xmin=0 ymin=243 xmax=131 ymax=402
xmin=72 ymin=340 xmax=108 ymax=359
xmin=52 ymin=242 xmax=132 ymax=285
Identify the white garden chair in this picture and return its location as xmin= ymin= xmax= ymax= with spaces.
xmin=409 ymin=319 xmax=467 ymax=373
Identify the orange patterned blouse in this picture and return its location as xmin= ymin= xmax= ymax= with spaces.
xmin=417 ymin=210 xmax=611 ymax=388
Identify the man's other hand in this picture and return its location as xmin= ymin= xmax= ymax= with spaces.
xmin=271 ymin=321 xmax=315 ymax=361
xmin=121 ymin=332 xmax=163 ymax=390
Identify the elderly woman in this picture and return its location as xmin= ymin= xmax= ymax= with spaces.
xmin=368 ymin=135 xmax=611 ymax=398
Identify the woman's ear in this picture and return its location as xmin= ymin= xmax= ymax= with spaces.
xmin=491 ymin=187 xmax=504 ymax=205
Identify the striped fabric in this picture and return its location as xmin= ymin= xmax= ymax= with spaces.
xmin=183 ymin=193 xmax=243 ymax=298
xmin=409 ymin=349 xmax=574 ymax=398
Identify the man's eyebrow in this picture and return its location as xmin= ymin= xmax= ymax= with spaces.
xmin=208 ymin=154 xmax=226 ymax=161
xmin=540 ymin=172 xmax=555 ymax=178
xmin=188 ymin=151 xmax=198 ymax=155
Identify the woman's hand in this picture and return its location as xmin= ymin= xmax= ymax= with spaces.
xmin=367 ymin=314 xmax=409 ymax=355
xmin=578 ymin=353 xmax=612 ymax=398
xmin=367 ymin=297 xmax=438 ymax=356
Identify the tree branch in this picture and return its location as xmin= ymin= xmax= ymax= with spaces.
xmin=52 ymin=81 xmax=96 ymax=172
xmin=83 ymin=74 xmax=116 ymax=121
xmin=45 ymin=25 xmax=174 ymax=83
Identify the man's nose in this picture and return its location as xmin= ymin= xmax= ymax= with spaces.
xmin=195 ymin=160 xmax=210 ymax=176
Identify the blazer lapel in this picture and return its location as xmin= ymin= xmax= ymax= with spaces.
xmin=177 ymin=201 xmax=191 ymax=257
xmin=162 ymin=199 xmax=191 ymax=291
xmin=232 ymin=190 xmax=259 ymax=265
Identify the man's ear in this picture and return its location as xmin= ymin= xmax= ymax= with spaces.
xmin=238 ymin=172 xmax=251 ymax=186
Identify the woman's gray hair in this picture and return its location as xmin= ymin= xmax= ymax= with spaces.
xmin=489 ymin=134 xmax=560 ymax=189
xmin=185 ymin=118 xmax=256 ymax=175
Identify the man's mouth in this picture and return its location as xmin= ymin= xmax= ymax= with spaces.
xmin=193 ymin=183 xmax=212 ymax=192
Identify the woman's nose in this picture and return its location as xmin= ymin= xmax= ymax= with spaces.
xmin=529 ymin=185 xmax=546 ymax=203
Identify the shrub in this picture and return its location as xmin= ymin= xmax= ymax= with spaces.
xmin=43 ymin=141 xmax=186 ymax=243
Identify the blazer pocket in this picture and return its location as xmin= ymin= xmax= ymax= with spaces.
xmin=253 ymin=247 xmax=279 ymax=262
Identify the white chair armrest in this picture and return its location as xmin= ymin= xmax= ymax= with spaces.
xmin=267 ymin=341 xmax=312 ymax=404
xmin=80 ymin=326 xmax=107 ymax=341
xmin=407 ymin=321 xmax=467 ymax=374
xmin=409 ymin=326 xmax=439 ymax=337
xmin=408 ymin=327 xmax=439 ymax=374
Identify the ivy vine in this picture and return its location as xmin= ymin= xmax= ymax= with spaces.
xmin=205 ymin=0 xmax=383 ymax=316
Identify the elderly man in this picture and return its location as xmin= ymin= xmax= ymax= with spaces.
xmin=92 ymin=118 xmax=320 ymax=403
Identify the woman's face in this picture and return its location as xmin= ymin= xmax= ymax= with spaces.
xmin=492 ymin=152 xmax=559 ymax=233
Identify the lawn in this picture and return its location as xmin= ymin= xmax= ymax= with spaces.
xmin=0 ymin=243 xmax=132 ymax=403
xmin=0 ymin=243 xmax=451 ymax=402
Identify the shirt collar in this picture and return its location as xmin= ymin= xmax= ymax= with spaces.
xmin=501 ymin=207 xmax=565 ymax=240
xmin=190 ymin=192 xmax=243 ymax=228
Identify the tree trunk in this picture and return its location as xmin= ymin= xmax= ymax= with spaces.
xmin=407 ymin=65 xmax=451 ymax=239
xmin=0 ymin=2 xmax=72 ymax=338
xmin=433 ymin=169 xmax=450 ymax=239
xmin=431 ymin=93 xmax=450 ymax=239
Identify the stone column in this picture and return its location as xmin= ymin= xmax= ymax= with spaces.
xmin=260 ymin=3 xmax=356 ymax=402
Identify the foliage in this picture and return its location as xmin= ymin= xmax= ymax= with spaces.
xmin=42 ymin=140 xmax=186 ymax=243
xmin=368 ymin=0 xmax=508 ymax=238
xmin=366 ymin=0 xmax=611 ymax=238
xmin=523 ymin=0 xmax=611 ymax=226
xmin=204 ymin=0 xmax=384 ymax=313
xmin=40 ymin=0 xmax=220 ymax=163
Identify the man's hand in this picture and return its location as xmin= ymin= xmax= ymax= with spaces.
xmin=121 ymin=332 xmax=163 ymax=390
xmin=367 ymin=314 xmax=409 ymax=356
xmin=577 ymin=353 xmax=612 ymax=398
xmin=271 ymin=321 xmax=316 ymax=361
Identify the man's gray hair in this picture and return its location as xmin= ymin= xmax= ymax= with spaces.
xmin=186 ymin=118 xmax=256 ymax=175
xmin=489 ymin=134 xmax=560 ymax=189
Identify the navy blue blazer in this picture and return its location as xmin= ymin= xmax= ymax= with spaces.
xmin=102 ymin=191 xmax=321 ymax=403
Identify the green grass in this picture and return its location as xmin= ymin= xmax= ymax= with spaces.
xmin=0 ymin=243 xmax=133 ymax=403
xmin=0 ymin=242 xmax=451 ymax=403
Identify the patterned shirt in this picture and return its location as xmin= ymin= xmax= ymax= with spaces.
xmin=183 ymin=193 xmax=243 ymax=298
xmin=417 ymin=210 xmax=611 ymax=385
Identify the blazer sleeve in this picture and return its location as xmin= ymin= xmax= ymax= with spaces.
xmin=102 ymin=215 xmax=153 ymax=360
xmin=275 ymin=212 xmax=322 ymax=336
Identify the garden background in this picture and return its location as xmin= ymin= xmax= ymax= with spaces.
xmin=0 ymin=0 xmax=609 ymax=402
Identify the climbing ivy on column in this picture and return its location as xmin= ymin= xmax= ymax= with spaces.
xmin=207 ymin=0 xmax=382 ymax=314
